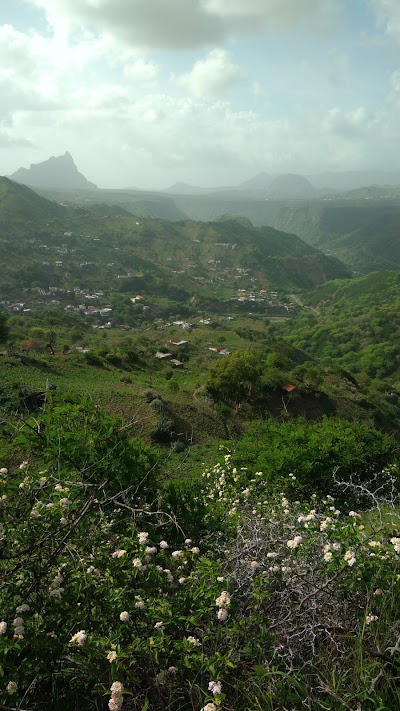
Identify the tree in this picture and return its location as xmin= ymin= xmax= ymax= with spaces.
xmin=209 ymin=350 xmax=264 ymax=403
xmin=0 ymin=310 xmax=9 ymax=344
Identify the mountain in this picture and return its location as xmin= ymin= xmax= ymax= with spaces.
xmin=9 ymin=152 xmax=97 ymax=190
xmin=309 ymin=170 xmax=400 ymax=191
xmin=266 ymin=174 xmax=316 ymax=199
xmin=238 ymin=172 xmax=272 ymax=191
xmin=163 ymin=182 xmax=211 ymax=195
xmin=0 ymin=176 xmax=64 ymax=220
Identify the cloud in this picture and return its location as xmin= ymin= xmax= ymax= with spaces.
xmin=371 ymin=0 xmax=400 ymax=41
xmin=29 ymin=0 xmax=224 ymax=50
xmin=124 ymin=59 xmax=159 ymax=81
xmin=29 ymin=0 xmax=343 ymax=50
xmin=322 ymin=106 xmax=375 ymax=138
xmin=176 ymin=49 xmax=245 ymax=96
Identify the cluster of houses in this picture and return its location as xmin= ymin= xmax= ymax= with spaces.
xmin=236 ymin=289 xmax=295 ymax=310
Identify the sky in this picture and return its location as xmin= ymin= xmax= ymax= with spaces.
xmin=1 ymin=0 xmax=400 ymax=189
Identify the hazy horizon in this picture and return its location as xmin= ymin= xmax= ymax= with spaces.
xmin=2 ymin=1 xmax=400 ymax=189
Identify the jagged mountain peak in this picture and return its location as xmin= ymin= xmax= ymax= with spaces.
xmin=9 ymin=152 xmax=97 ymax=190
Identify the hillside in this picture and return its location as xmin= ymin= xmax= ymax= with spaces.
xmin=0 ymin=176 xmax=64 ymax=220
xmin=37 ymin=187 xmax=188 ymax=221
xmin=278 ymin=270 xmax=400 ymax=391
xmin=0 ymin=180 xmax=351 ymax=306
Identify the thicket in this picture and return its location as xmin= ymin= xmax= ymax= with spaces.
xmin=0 ymin=396 xmax=399 ymax=710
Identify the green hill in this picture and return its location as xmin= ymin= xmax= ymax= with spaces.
xmin=0 ymin=182 xmax=351 ymax=303
xmin=278 ymin=270 xmax=400 ymax=389
xmin=0 ymin=176 xmax=64 ymax=221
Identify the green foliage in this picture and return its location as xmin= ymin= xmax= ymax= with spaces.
xmin=229 ymin=417 xmax=397 ymax=502
xmin=0 ymin=399 xmax=400 ymax=710
xmin=208 ymin=350 xmax=265 ymax=403
xmin=7 ymin=396 xmax=157 ymax=496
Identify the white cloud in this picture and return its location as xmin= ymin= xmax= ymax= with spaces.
xmin=322 ymin=106 xmax=374 ymax=138
xmin=176 ymin=49 xmax=245 ymax=96
xmin=371 ymin=0 xmax=400 ymax=41
xmin=124 ymin=59 xmax=159 ymax=81
xmin=28 ymin=0 xmax=343 ymax=50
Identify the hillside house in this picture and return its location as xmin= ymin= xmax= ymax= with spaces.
xmin=155 ymin=351 xmax=172 ymax=360
xmin=167 ymin=339 xmax=188 ymax=347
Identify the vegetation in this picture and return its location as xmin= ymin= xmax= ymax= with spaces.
xmin=0 ymin=396 xmax=399 ymax=710
xmin=1 ymin=178 xmax=400 ymax=709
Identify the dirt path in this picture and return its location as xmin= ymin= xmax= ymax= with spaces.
xmin=290 ymin=293 xmax=320 ymax=315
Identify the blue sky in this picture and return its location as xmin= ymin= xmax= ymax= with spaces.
xmin=1 ymin=0 xmax=400 ymax=188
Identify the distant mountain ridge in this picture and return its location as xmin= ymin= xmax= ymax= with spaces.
xmin=9 ymin=152 xmax=97 ymax=190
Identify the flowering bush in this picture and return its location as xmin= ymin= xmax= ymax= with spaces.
xmin=1 ymin=400 xmax=399 ymax=710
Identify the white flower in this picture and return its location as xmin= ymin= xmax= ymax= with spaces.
xmin=171 ymin=550 xmax=183 ymax=558
xmin=0 ymin=621 xmax=7 ymax=635
xmin=349 ymin=511 xmax=361 ymax=519
xmin=184 ymin=538 xmax=192 ymax=545
xmin=133 ymin=558 xmax=142 ymax=568
xmin=138 ymin=531 xmax=149 ymax=545
xmin=320 ymin=518 xmax=332 ymax=531
xmin=54 ymin=483 xmax=63 ymax=491
xmin=14 ymin=626 xmax=25 ymax=636
xmin=60 ymin=517 xmax=68 ymax=526
xmin=119 ymin=611 xmax=130 ymax=622
xmin=46 ymin=503 xmax=55 ymax=509
xmin=159 ymin=540 xmax=169 ymax=549
xmin=107 ymin=650 xmax=117 ymax=662
xmin=134 ymin=596 xmax=145 ymax=609
xmin=108 ymin=699 xmax=123 ymax=711
xmin=191 ymin=546 xmax=200 ymax=554
xmin=59 ymin=497 xmax=70 ymax=508
xmin=365 ymin=613 xmax=378 ymax=625
xmin=187 ymin=635 xmax=201 ymax=646
xmin=344 ymin=551 xmax=356 ymax=567
xmin=16 ymin=604 xmax=30 ymax=613
xmin=201 ymin=703 xmax=217 ymax=711
xmin=286 ymin=535 xmax=303 ymax=549
xmin=250 ymin=560 xmax=259 ymax=570
xmin=19 ymin=461 xmax=28 ymax=469
xmin=110 ymin=681 xmax=124 ymax=695
xmin=216 ymin=576 xmax=224 ymax=582
xmin=69 ymin=630 xmax=87 ymax=645
xmin=13 ymin=617 xmax=24 ymax=627
xmin=208 ymin=680 xmax=222 ymax=695
xmin=154 ymin=621 xmax=163 ymax=629
xmin=390 ymin=537 xmax=400 ymax=553
xmin=217 ymin=608 xmax=228 ymax=621
xmin=178 ymin=577 xmax=186 ymax=584
xmin=323 ymin=551 xmax=333 ymax=562
xmin=0 ymin=467 xmax=7 ymax=474
xmin=215 ymin=591 xmax=231 ymax=608
xmin=145 ymin=546 xmax=157 ymax=555
xmin=6 ymin=681 xmax=17 ymax=695
xmin=168 ymin=666 xmax=177 ymax=673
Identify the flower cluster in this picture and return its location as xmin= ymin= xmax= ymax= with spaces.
xmin=69 ymin=630 xmax=87 ymax=646
xmin=108 ymin=681 xmax=124 ymax=711
xmin=13 ymin=616 xmax=25 ymax=638
xmin=49 ymin=572 xmax=64 ymax=600
xmin=215 ymin=590 xmax=230 ymax=621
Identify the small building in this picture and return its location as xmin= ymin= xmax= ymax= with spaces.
xmin=171 ymin=359 xmax=184 ymax=367
xmin=155 ymin=351 xmax=172 ymax=360
xmin=167 ymin=339 xmax=188 ymax=347
xmin=281 ymin=384 xmax=297 ymax=393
